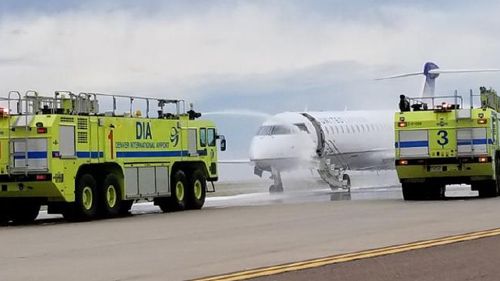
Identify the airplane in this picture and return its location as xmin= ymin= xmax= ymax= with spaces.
xmin=220 ymin=62 xmax=500 ymax=193
xmin=249 ymin=110 xmax=394 ymax=192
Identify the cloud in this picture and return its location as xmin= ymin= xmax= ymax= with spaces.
xmin=0 ymin=1 xmax=499 ymax=99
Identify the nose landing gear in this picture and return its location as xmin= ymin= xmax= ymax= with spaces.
xmin=269 ymin=167 xmax=284 ymax=193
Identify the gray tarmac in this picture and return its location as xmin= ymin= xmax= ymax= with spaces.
xmin=0 ymin=177 xmax=498 ymax=281
xmin=252 ymin=233 xmax=500 ymax=281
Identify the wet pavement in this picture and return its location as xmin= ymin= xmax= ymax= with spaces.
xmin=32 ymin=181 xmax=481 ymax=223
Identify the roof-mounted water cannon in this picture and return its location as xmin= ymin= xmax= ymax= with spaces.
xmin=157 ymin=99 xmax=184 ymax=119
xmin=187 ymin=103 xmax=202 ymax=120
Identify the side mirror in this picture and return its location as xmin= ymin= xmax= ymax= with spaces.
xmin=217 ymin=134 xmax=227 ymax=151
xmin=220 ymin=138 xmax=226 ymax=151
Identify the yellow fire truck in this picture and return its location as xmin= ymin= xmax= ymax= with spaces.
xmin=395 ymin=87 xmax=500 ymax=200
xmin=0 ymin=91 xmax=226 ymax=223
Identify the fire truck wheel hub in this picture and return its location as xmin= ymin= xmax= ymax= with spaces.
xmin=106 ymin=185 xmax=117 ymax=208
xmin=175 ymin=182 xmax=185 ymax=201
xmin=82 ymin=186 xmax=93 ymax=210
xmin=194 ymin=180 xmax=202 ymax=200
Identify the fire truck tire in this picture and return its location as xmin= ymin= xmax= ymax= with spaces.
xmin=159 ymin=170 xmax=187 ymax=212
xmin=119 ymin=200 xmax=134 ymax=215
xmin=99 ymin=173 xmax=122 ymax=217
xmin=427 ymin=184 xmax=445 ymax=200
xmin=9 ymin=199 xmax=41 ymax=224
xmin=187 ymin=169 xmax=206 ymax=210
xmin=0 ymin=200 xmax=10 ymax=225
xmin=402 ymin=183 xmax=422 ymax=200
xmin=477 ymin=180 xmax=498 ymax=198
xmin=64 ymin=173 xmax=99 ymax=221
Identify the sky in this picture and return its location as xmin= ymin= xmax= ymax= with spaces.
xmin=1 ymin=0 xmax=500 ymax=168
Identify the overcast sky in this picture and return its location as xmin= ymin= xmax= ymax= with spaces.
xmin=1 ymin=0 xmax=500 ymax=164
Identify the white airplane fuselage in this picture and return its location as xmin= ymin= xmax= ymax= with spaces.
xmin=249 ymin=110 xmax=395 ymax=175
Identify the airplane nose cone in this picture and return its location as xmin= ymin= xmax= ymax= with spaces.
xmin=249 ymin=135 xmax=314 ymax=161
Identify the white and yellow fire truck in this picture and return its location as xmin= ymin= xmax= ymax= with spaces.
xmin=395 ymin=87 xmax=500 ymax=200
xmin=0 ymin=91 xmax=226 ymax=223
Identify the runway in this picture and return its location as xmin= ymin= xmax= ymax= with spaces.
xmin=0 ymin=178 xmax=500 ymax=281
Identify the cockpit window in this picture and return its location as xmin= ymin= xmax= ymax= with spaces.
xmin=257 ymin=126 xmax=273 ymax=135
xmin=271 ymin=125 xmax=292 ymax=135
xmin=256 ymin=125 xmax=293 ymax=135
xmin=294 ymin=123 xmax=309 ymax=133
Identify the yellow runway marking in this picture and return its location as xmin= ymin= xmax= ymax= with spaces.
xmin=194 ymin=227 xmax=500 ymax=281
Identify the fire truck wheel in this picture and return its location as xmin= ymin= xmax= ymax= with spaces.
xmin=9 ymin=199 xmax=41 ymax=224
xmin=65 ymin=173 xmax=99 ymax=221
xmin=100 ymin=173 xmax=122 ymax=217
xmin=119 ymin=200 xmax=134 ymax=215
xmin=477 ymin=180 xmax=498 ymax=198
xmin=0 ymin=200 xmax=10 ymax=225
xmin=159 ymin=170 xmax=188 ymax=212
xmin=427 ymin=184 xmax=445 ymax=200
xmin=402 ymin=182 xmax=421 ymax=200
xmin=187 ymin=170 xmax=206 ymax=210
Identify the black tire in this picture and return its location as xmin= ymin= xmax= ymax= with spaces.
xmin=187 ymin=170 xmax=207 ymax=210
xmin=0 ymin=199 xmax=10 ymax=225
xmin=158 ymin=170 xmax=188 ymax=212
xmin=9 ymin=199 xmax=41 ymax=224
xmin=477 ymin=180 xmax=498 ymax=198
xmin=402 ymin=182 xmax=421 ymax=200
xmin=269 ymin=184 xmax=283 ymax=193
xmin=64 ymin=173 xmax=98 ymax=221
xmin=99 ymin=173 xmax=123 ymax=217
xmin=427 ymin=184 xmax=445 ymax=200
xmin=343 ymin=174 xmax=351 ymax=190
xmin=119 ymin=200 xmax=134 ymax=216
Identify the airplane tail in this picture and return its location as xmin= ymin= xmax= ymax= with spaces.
xmin=377 ymin=62 xmax=500 ymax=98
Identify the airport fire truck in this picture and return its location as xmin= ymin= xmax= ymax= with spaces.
xmin=0 ymin=91 xmax=226 ymax=223
xmin=395 ymin=87 xmax=500 ymax=200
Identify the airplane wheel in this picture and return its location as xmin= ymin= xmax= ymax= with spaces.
xmin=269 ymin=184 xmax=283 ymax=193
xmin=342 ymin=174 xmax=351 ymax=190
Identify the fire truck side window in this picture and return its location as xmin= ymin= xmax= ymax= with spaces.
xmin=200 ymin=128 xmax=207 ymax=147
xmin=208 ymin=128 xmax=216 ymax=146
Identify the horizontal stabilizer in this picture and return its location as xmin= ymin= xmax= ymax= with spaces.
xmin=375 ymin=72 xmax=423 ymax=80
xmin=429 ymin=68 xmax=500 ymax=74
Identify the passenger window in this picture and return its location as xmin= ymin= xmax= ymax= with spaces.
xmin=200 ymin=128 xmax=207 ymax=147
xmin=207 ymin=128 xmax=216 ymax=146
